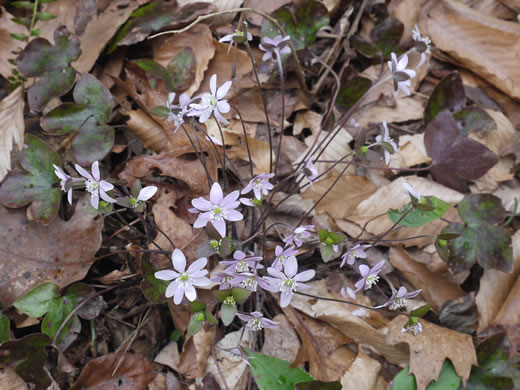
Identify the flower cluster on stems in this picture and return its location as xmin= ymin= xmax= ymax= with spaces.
xmin=387 ymin=53 xmax=416 ymax=96
xmin=283 ymin=225 xmax=314 ymax=248
xmin=75 ymin=161 xmax=116 ymax=209
xmin=259 ymin=35 xmax=291 ymax=62
xmin=188 ymin=74 xmax=232 ymax=124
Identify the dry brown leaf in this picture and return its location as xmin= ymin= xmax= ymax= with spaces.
xmin=389 ymin=0 xmax=420 ymax=41
xmin=336 ymin=176 xmax=463 ymax=248
xmin=260 ymin=313 xmax=300 ymax=363
xmin=420 ymin=0 xmax=520 ymax=99
xmin=243 ymin=0 xmax=291 ymax=26
xmin=118 ymin=152 xmax=211 ymax=195
xmin=0 ymin=86 xmax=24 ymax=181
xmin=204 ymin=328 xmax=251 ymax=390
xmin=0 ymin=368 xmax=29 ymax=390
xmin=229 ymin=88 xmax=272 ymax=124
xmin=154 ymin=24 xmax=215 ymax=97
xmin=71 ymin=352 xmax=161 ymax=390
xmin=0 ymin=8 xmax=26 ymax=80
xmin=178 ymin=327 xmax=216 ymax=379
xmin=389 ymin=246 xmax=465 ymax=312
xmin=352 ymin=96 xmax=426 ymax=128
xmin=384 ymin=316 xmax=477 ymax=390
xmin=293 ymin=110 xmax=322 ymax=137
xmin=463 ymin=0 xmax=518 ymax=19
xmin=500 ymin=0 xmax=520 ymax=12
xmin=340 ymin=348 xmax=384 ymax=390
xmin=301 ymin=174 xmax=378 ymax=220
xmin=178 ymin=0 xmax=243 ymax=26
xmin=476 ymin=230 xmax=520 ymax=331
xmin=154 ymin=341 xmax=180 ymax=371
xmin=290 ymin=280 xmax=409 ymax=365
xmin=389 ymin=133 xmax=431 ymax=169
xmin=0 ymin=196 xmax=103 ymax=307
xmin=492 ymin=180 xmax=520 ymax=213
xmin=124 ymin=109 xmax=170 ymax=153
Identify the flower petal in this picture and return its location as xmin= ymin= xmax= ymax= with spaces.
xmin=165 ymin=281 xmax=179 ymax=298
xmin=193 ymin=212 xmax=211 ymax=228
xmin=210 ymin=182 xmax=223 ymax=204
xmin=294 ymin=269 xmax=315 ymax=282
xmin=91 ymin=161 xmax=100 ymax=181
xmin=188 ymin=257 xmax=207 ymax=273
xmin=137 ymin=186 xmax=158 ymax=202
xmin=192 ymin=197 xmax=213 ymax=211
xmin=173 ymin=284 xmax=185 ymax=304
xmin=359 ymin=264 xmax=370 ymax=277
xmin=225 ymin=209 xmax=243 ymax=222
xmin=280 ymin=289 xmax=292 ymax=308
xmin=75 ymin=164 xmax=94 ymax=181
xmin=172 ymin=248 xmax=186 ymax=272
xmin=212 ymin=218 xmax=226 ymax=238
xmin=284 ymin=257 xmax=298 ymax=278
xmin=184 ymin=283 xmax=197 ymax=301
xmin=209 ymin=74 xmax=217 ymax=95
xmin=90 ymin=194 xmax=99 ymax=209
xmin=155 ymin=270 xmax=178 ymax=281
xmin=216 ymin=80 xmax=232 ymax=100
xmin=192 ymin=277 xmax=211 ymax=287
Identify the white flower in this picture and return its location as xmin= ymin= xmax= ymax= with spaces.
xmin=241 ymin=173 xmax=275 ymax=200
xmin=376 ymin=121 xmax=398 ymax=165
xmin=236 ymin=311 xmax=279 ymax=331
xmin=387 ymin=53 xmax=416 ymax=96
xmin=266 ymin=257 xmax=315 ymax=307
xmin=412 ymin=25 xmax=432 ymax=68
xmin=304 ymin=156 xmax=318 ymax=185
xmin=403 ymin=182 xmax=421 ymax=202
xmin=167 ymin=92 xmax=192 ymax=132
xmin=75 ymin=161 xmax=116 ymax=209
xmin=130 ymin=186 xmax=157 ymax=208
xmin=219 ymin=29 xmax=253 ymax=54
xmin=53 ymin=164 xmax=79 ymax=205
xmin=154 ymin=248 xmax=211 ymax=305
xmin=188 ymin=74 xmax=232 ymax=124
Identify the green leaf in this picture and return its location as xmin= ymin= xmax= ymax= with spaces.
xmin=318 ymin=229 xmax=328 ymax=242
xmin=221 ymin=303 xmax=236 ymax=326
xmin=350 ymin=36 xmax=379 ymax=58
xmin=168 ymin=47 xmax=196 ymax=91
xmin=134 ymin=59 xmax=175 ymax=91
xmin=71 ymin=121 xmax=115 ymax=166
xmin=36 ymin=12 xmax=57 ymax=21
xmin=73 ymin=73 xmax=114 ymax=122
xmin=466 ymin=334 xmax=520 ymax=389
xmin=187 ymin=312 xmax=205 ymax=335
xmin=41 ymin=295 xmax=81 ymax=351
xmin=189 ymin=301 xmax=206 ymax=313
xmin=150 ymin=105 xmax=171 ymax=118
xmin=389 ymin=359 xmax=461 ymax=390
xmin=248 ymin=351 xmax=315 ymax=389
xmin=41 ymin=103 xmax=92 ymax=134
xmin=438 ymin=194 xmax=512 ymax=273
xmin=335 ymin=76 xmax=372 ymax=111
xmin=0 ymin=311 xmax=10 ymax=344
xmin=232 ymin=287 xmax=251 ymax=304
xmin=370 ymin=17 xmax=404 ymax=58
xmin=387 ymin=196 xmax=450 ymax=228
xmin=10 ymin=33 xmax=26 ymax=41
xmin=261 ymin=0 xmax=329 ymax=51
xmin=0 ymin=334 xmax=52 ymax=388
xmin=320 ymin=244 xmax=334 ymax=263
xmin=214 ymin=289 xmax=232 ymax=303
xmin=65 ymin=283 xmax=103 ymax=320
xmin=328 ymin=232 xmax=346 ymax=244
xmin=140 ymin=256 xmax=169 ymax=304
xmin=107 ymin=1 xmax=211 ymax=53
xmin=16 ymin=26 xmax=80 ymax=111
xmin=424 ymin=72 xmax=465 ymax=125
xmin=11 ymin=1 xmax=35 ymax=10
xmin=410 ymin=304 xmax=431 ymax=318
xmin=14 ymin=282 xmax=59 ymax=318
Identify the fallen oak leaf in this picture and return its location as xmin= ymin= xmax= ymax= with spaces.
xmin=384 ymin=316 xmax=477 ymax=390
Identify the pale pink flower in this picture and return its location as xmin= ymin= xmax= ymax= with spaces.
xmin=241 ymin=173 xmax=275 ymax=200
xmin=375 ymin=286 xmax=422 ymax=310
xmin=53 ymin=164 xmax=80 ymax=205
xmin=259 ymin=35 xmax=291 ymax=62
xmin=283 ymin=225 xmax=314 ymax=248
xmin=212 ymin=272 xmax=233 ymax=290
xmin=130 ymin=186 xmax=157 ymax=208
xmin=402 ymin=320 xmax=423 ymax=336
xmin=219 ymin=29 xmax=253 ymax=54
xmin=75 ymin=161 xmax=115 ymax=209
xmin=228 ymin=271 xmax=273 ymax=292
xmin=266 ymin=257 xmax=315 ymax=307
xmin=387 ymin=53 xmax=416 ymax=96
xmin=188 ymin=74 xmax=231 ymax=124
xmin=237 ymin=311 xmax=279 ymax=331
xmin=304 ymin=156 xmax=318 ymax=185
xmin=189 ymin=182 xmax=243 ymax=238
xmin=340 ymin=244 xmax=371 ymax=267
xmin=412 ymin=25 xmax=431 ymax=68
xmin=220 ymin=250 xmax=263 ymax=273
xmin=154 ymin=248 xmax=210 ymax=305
xmin=272 ymin=245 xmax=298 ymax=271
xmin=354 ymin=260 xmax=385 ymax=293
xmin=167 ymin=92 xmax=193 ymax=132
xmin=376 ymin=121 xmax=398 ymax=165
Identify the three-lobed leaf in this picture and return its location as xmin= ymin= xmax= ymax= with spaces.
xmin=388 ymin=196 xmax=450 ymax=228
xmin=424 ymin=72 xmax=465 ymax=125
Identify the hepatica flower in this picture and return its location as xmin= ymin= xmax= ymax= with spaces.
xmin=403 ymin=182 xmax=421 ymax=202
xmin=266 ymin=257 xmax=315 ymax=307
xmin=154 ymin=248 xmax=210 ymax=305
xmin=283 ymin=225 xmax=314 ymax=248
xmin=375 ymin=286 xmax=422 ymax=310
xmin=354 ymin=260 xmax=385 ymax=292
xmin=189 ymin=74 xmax=231 ymax=124
xmin=237 ymin=311 xmax=279 ymax=331
xmin=219 ymin=29 xmax=253 ymax=54
xmin=412 ymin=25 xmax=432 ymax=67
xmin=75 ymin=161 xmax=116 ymax=209
xmin=53 ymin=164 xmax=80 ymax=205
xmin=272 ymin=245 xmax=298 ymax=271
xmin=376 ymin=121 xmax=398 ymax=165
xmin=220 ymin=250 xmax=263 ymax=273
xmin=241 ymin=173 xmax=275 ymax=200
xmin=130 ymin=186 xmax=157 ymax=209
xmin=304 ymin=156 xmax=318 ymax=185
xmin=167 ymin=92 xmax=192 ymax=133
xmin=259 ymin=35 xmax=291 ymax=62
xmin=340 ymin=244 xmax=371 ymax=267
xmin=387 ymin=53 xmax=416 ymax=96
xmin=190 ymin=182 xmax=243 ymax=238
xmin=229 ymin=271 xmax=272 ymax=292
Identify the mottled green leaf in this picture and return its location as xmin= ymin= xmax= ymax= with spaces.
xmin=13 ymin=282 xmax=59 ymax=318
xmin=107 ymin=1 xmax=212 ymax=53
xmin=457 ymin=194 xmax=506 ymax=226
xmin=187 ymin=312 xmax=205 ymax=335
xmin=140 ymin=256 xmax=169 ymax=304
xmin=0 ymin=334 xmax=52 ymax=389
xmin=350 ymin=36 xmax=379 ymax=58
xmin=261 ymin=0 xmax=329 ymax=51
xmin=370 ymin=17 xmax=404 ymax=58
xmin=41 ymin=103 xmax=92 ymax=134
xmin=41 ymin=295 xmax=81 ymax=351
xmin=150 ymin=105 xmax=170 ymax=118
xmin=168 ymin=47 xmax=196 ymax=91
xmin=232 ymin=287 xmax=251 ymax=304
xmin=320 ymin=244 xmax=334 ymax=263
xmin=134 ymin=59 xmax=175 ymax=91
xmin=248 ymin=351 xmax=314 ymax=389
xmin=73 ymin=73 xmax=114 ymax=122
xmin=388 ymin=196 xmax=450 ymax=228
xmin=335 ymin=76 xmax=372 ymax=111
xmin=71 ymin=121 xmax=115 ymax=166
xmin=16 ymin=26 xmax=80 ymax=111
xmin=389 ymin=359 xmax=461 ymax=389
xmin=453 ymin=107 xmax=496 ymax=137
xmin=424 ymin=72 xmax=465 ymax=125
xmin=0 ymin=135 xmax=61 ymax=224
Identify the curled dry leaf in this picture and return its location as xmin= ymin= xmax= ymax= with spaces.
xmin=260 ymin=313 xmax=300 ymax=363
xmin=340 ymin=348 xmax=386 ymax=390
xmin=389 ymin=246 xmax=465 ymax=313
xmin=124 ymin=108 xmax=170 ymax=153
xmin=0 ymin=86 xmax=24 ymax=182
xmin=204 ymin=328 xmax=251 ymax=390
xmin=71 ymin=352 xmax=161 ymax=390
xmin=389 ymin=133 xmax=431 ymax=170
xmin=289 ymin=280 xmax=410 ymax=365
xmin=178 ymin=327 xmax=216 ymax=379
xmin=336 ymin=176 xmax=463 ymax=248
xmin=153 ymin=24 xmax=215 ymax=97
xmin=384 ymin=316 xmax=477 ymax=390
xmin=420 ymin=0 xmax=520 ymax=99
xmin=477 ymin=230 xmax=520 ymax=331
xmin=0 ymin=196 xmax=103 ymax=307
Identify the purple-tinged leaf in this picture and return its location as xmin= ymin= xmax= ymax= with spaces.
xmin=71 ymin=121 xmax=115 ymax=166
xmin=424 ymin=72 xmax=465 ymax=124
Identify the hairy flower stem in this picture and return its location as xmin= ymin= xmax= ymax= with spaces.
xmin=181 ymin=124 xmax=213 ymax=189
xmin=244 ymin=41 xmax=274 ymax=173
xmin=273 ymin=50 xmax=286 ymax=176
xmin=214 ymin=116 xmax=229 ymax=189
xmin=230 ymin=105 xmax=254 ymax=177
